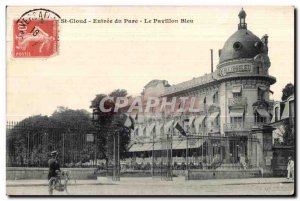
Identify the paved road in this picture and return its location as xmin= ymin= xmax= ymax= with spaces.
xmin=6 ymin=177 xmax=294 ymax=196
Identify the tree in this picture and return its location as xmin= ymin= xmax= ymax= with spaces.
xmin=281 ymin=83 xmax=294 ymax=101
xmin=282 ymin=119 xmax=295 ymax=146
xmin=90 ymin=89 xmax=132 ymax=162
xmin=7 ymin=108 xmax=97 ymax=167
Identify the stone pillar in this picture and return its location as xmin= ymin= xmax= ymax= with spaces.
xmin=251 ymin=125 xmax=274 ymax=176
xmin=224 ymin=139 xmax=231 ymax=163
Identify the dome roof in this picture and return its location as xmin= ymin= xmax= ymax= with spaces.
xmin=238 ymin=8 xmax=246 ymax=18
xmin=219 ymin=29 xmax=263 ymax=63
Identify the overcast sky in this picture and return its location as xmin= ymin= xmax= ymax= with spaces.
xmin=6 ymin=6 xmax=294 ymax=121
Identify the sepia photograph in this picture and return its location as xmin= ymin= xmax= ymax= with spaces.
xmin=5 ymin=6 xmax=295 ymax=196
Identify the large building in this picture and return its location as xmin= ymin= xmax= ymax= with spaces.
xmin=128 ymin=8 xmax=276 ymax=174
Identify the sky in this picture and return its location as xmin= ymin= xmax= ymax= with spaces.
xmin=6 ymin=6 xmax=294 ymax=121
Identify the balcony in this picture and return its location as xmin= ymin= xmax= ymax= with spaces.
xmin=228 ymin=97 xmax=247 ymax=108
xmin=223 ymin=123 xmax=251 ymax=132
xmin=223 ymin=122 xmax=268 ymax=132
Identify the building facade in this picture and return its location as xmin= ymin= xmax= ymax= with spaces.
xmin=128 ymin=9 xmax=276 ymax=173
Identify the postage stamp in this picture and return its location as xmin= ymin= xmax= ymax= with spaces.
xmin=13 ymin=9 xmax=60 ymax=58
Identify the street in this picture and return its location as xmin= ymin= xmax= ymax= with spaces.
xmin=6 ymin=177 xmax=294 ymax=196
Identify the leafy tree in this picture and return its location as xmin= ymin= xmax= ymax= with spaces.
xmin=7 ymin=108 xmax=97 ymax=167
xmin=282 ymin=120 xmax=295 ymax=146
xmin=90 ymin=89 xmax=132 ymax=163
xmin=7 ymin=88 xmax=132 ymax=167
xmin=281 ymin=83 xmax=294 ymax=101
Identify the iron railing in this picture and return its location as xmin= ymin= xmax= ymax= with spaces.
xmin=228 ymin=97 xmax=247 ymax=107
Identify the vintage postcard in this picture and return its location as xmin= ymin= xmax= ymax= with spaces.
xmin=6 ymin=6 xmax=295 ymax=196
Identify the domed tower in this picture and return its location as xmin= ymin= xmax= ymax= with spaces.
xmin=216 ymin=9 xmax=276 ymax=171
xmin=216 ymin=9 xmax=276 ymax=168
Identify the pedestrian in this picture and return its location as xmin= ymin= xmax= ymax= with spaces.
xmin=287 ymin=156 xmax=294 ymax=180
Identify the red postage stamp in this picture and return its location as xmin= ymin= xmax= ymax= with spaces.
xmin=13 ymin=19 xmax=58 ymax=58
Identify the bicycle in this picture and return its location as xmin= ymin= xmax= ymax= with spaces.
xmin=48 ymin=170 xmax=70 ymax=195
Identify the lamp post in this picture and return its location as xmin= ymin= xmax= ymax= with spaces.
xmin=186 ymin=126 xmax=190 ymax=177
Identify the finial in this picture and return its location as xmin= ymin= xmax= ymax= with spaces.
xmin=238 ymin=8 xmax=247 ymax=30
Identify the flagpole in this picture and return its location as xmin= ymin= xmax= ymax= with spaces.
xmin=152 ymin=127 xmax=154 ymax=178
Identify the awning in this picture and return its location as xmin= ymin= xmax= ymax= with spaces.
xmin=174 ymin=138 xmax=205 ymax=150
xmin=138 ymin=126 xmax=145 ymax=136
xmin=128 ymin=143 xmax=153 ymax=152
xmin=207 ymin=112 xmax=220 ymax=122
xmin=188 ymin=116 xmax=196 ymax=127
xmin=146 ymin=123 xmax=156 ymax=136
xmin=256 ymin=108 xmax=270 ymax=118
xmin=194 ymin=115 xmax=206 ymax=133
xmin=229 ymin=108 xmax=244 ymax=117
xmin=164 ymin=120 xmax=174 ymax=133
xmin=155 ymin=123 xmax=164 ymax=136
xmin=153 ymin=142 xmax=170 ymax=151
xmin=232 ymin=86 xmax=242 ymax=93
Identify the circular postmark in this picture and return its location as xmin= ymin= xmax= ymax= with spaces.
xmin=14 ymin=8 xmax=61 ymax=58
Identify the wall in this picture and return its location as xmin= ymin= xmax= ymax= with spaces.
xmin=187 ymin=169 xmax=261 ymax=180
xmin=7 ymin=168 xmax=191 ymax=180
xmin=6 ymin=167 xmax=98 ymax=180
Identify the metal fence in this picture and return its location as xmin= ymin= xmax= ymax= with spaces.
xmin=6 ymin=122 xmax=98 ymax=167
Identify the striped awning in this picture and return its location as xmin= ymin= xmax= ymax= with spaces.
xmin=138 ymin=126 xmax=145 ymax=136
xmin=232 ymin=86 xmax=242 ymax=93
xmin=164 ymin=120 xmax=174 ymax=133
xmin=207 ymin=112 xmax=219 ymax=122
xmin=128 ymin=143 xmax=153 ymax=152
xmin=256 ymin=108 xmax=270 ymax=118
xmin=146 ymin=123 xmax=156 ymax=136
xmin=188 ymin=116 xmax=196 ymax=127
xmin=155 ymin=123 xmax=164 ymax=136
xmin=174 ymin=138 xmax=205 ymax=150
xmin=194 ymin=115 xmax=206 ymax=133
xmin=229 ymin=109 xmax=244 ymax=117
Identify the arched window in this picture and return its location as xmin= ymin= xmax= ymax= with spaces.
xmin=213 ymin=92 xmax=219 ymax=103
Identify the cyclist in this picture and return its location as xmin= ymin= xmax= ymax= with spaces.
xmin=48 ymin=151 xmax=61 ymax=180
xmin=48 ymin=151 xmax=61 ymax=195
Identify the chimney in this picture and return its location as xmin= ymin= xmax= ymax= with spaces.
xmin=210 ymin=49 xmax=213 ymax=73
xmin=219 ymin=49 xmax=222 ymax=57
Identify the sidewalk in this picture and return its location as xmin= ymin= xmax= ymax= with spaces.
xmin=6 ymin=177 xmax=294 ymax=187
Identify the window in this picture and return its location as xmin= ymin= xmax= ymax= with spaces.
xmin=257 ymin=87 xmax=265 ymax=101
xmin=216 ymin=115 xmax=220 ymax=126
xmin=203 ymin=118 xmax=206 ymax=128
xmin=232 ymin=86 xmax=242 ymax=98
xmin=203 ymin=96 xmax=206 ymax=111
xmin=275 ymin=107 xmax=279 ymax=122
xmin=233 ymin=92 xmax=241 ymax=98
xmin=230 ymin=117 xmax=243 ymax=126
xmin=254 ymin=112 xmax=266 ymax=123
xmin=213 ymin=92 xmax=219 ymax=103
xmin=256 ymin=66 xmax=260 ymax=74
